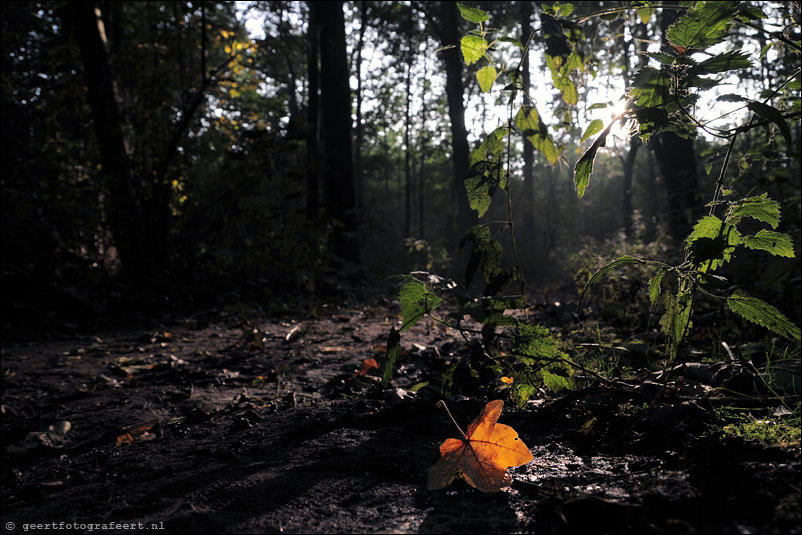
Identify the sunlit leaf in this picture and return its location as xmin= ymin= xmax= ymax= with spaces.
xmin=515 ymin=106 xmax=559 ymax=164
xmin=427 ymin=400 xmax=533 ymax=493
xmin=686 ymin=215 xmax=740 ymax=272
xmin=457 ymin=2 xmax=489 ymax=23
xmin=660 ymin=291 xmax=693 ymax=358
xmin=728 ymin=193 xmax=781 ymax=228
xmin=476 ymin=65 xmax=498 ymax=93
xmin=741 ymin=230 xmax=795 ymax=258
xmin=665 ymin=1 xmax=739 ymax=49
xmin=648 ymin=267 xmax=668 ymax=305
xmin=637 ymin=7 xmax=653 ymax=24
xmin=630 ymin=67 xmax=671 ymax=108
xmin=573 ymin=122 xmax=613 ymax=198
xmin=728 ymin=292 xmax=801 ymax=341
xmin=400 ymin=280 xmax=441 ymax=331
xmin=580 ymin=119 xmax=604 ymax=143
xmin=461 ymin=35 xmax=487 ymax=65
xmin=695 ymin=51 xmax=752 ymax=74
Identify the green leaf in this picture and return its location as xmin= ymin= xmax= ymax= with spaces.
xmin=685 ymin=215 xmax=741 ymax=272
xmin=728 ymin=193 xmax=781 ymax=228
xmin=457 ymin=2 xmax=489 ymax=23
xmin=460 ymin=35 xmax=487 ymax=65
xmin=515 ymin=106 xmax=559 ymax=164
xmin=630 ymin=67 xmax=672 ymax=108
xmin=637 ymin=7 xmax=653 ymax=24
xmin=660 ymin=291 xmax=693 ymax=358
xmin=466 ymin=128 xmax=507 ymax=217
xmin=580 ymin=119 xmax=604 ymax=143
xmin=728 ymin=291 xmax=801 ymax=341
xmin=460 ymin=225 xmax=503 ymax=288
xmin=648 ymin=267 xmax=668 ymax=305
xmin=399 ymin=280 xmax=441 ymax=331
xmin=476 ymin=65 xmax=497 ymax=93
xmin=497 ymin=36 xmax=524 ymax=49
xmin=579 ymin=255 xmax=645 ymax=306
xmin=741 ymin=230 xmax=795 ymax=258
xmin=382 ymin=327 xmax=401 ymax=386
xmin=695 ymin=51 xmax=752 ymax=74
xmin=541 ymin=368 xmax=574 ymax=392
xmin=665 ymin=1 xmax=739 ymax=49
xmin=573 ymin=122 xmax=613 ymax=198
xmin=747 ymin=101 xmax=793 ymax=146
xmin=587 ymin=102 xmax=610 ymax=111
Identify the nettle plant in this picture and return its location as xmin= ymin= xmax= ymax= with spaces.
xmin=383 ymin=3 xmax=575 ymax=408
xmin=575 ymin=1 xmax=801 ymax=356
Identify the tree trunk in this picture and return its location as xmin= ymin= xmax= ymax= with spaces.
xmin=652 ymin=10 xmax=698 ymax=239
xmin=439 ymin=1 xmax=472 ymax=244
xmin=403 ymin=37 xmax=413 ymax=238
xmin=314 ymin=1 xmax=359 ymax=263
xmin=418 ymin=47 xmax=429 ymax=239
xmin=68 ymin=0 xmax=146 ymax=284
xmin=353 ymin=1 xmax=367 ymax=209
xmin=520 ymin=1 xmax=536 ymax=241
xmin=306 ymin=2 xmax=320 ymax=220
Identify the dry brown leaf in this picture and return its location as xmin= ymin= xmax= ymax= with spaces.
xmin=352 ymin=358 xmax=379 ymax=378
xmin=427 ymin=400 xmax=533 ymax=493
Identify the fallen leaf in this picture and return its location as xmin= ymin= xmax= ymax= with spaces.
xmin=427 ymin=400 xmax=533 ymax=493
xmin=116 ymin=423 xmax=156 ymax=446
xmin=352 ymin=358 xmax=379 ymax=378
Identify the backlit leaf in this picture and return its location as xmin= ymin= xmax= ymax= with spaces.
xmin=580 ymin=119 xmax=604 ymax=143
xmin=383 ymin=327 xmax=401 ymax=386
xmin=579 ymin=255 xmax=644 ymax=305
xmin=515 ymin=106 xmax=559 ymax=164
xmin=728 ymin=193 xmax=781 ymax=228
xmin=685 ymin=215 xmax=740 ymax=272
xmin=741 ymin=230 xmax=795 ymax=258
xmin=476 ymin=65 xmax=497 ymax=93
xmin=665 ymin=1 xmax=739 ymax=49
xmin=574 ymin=121 xmax=614 ymax=198
xmin=728 ymin=292 xmax=801 ymax=341
xmin=461 ymin=35 xmax=487 ymax=65
xmin=457 ymin=2 xmax=489 ymax=23
xmin=630 ymin=67 xmax=672 ymax=108
xmin=400 ymin=280 xmax=441 ymax=331
xmin=695 ymin=51 xmax=752 ymax=74
xmin=427 ymin=400 xmax=533 ymax=493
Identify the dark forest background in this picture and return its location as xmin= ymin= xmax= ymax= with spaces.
xmin=2 ymin=0 xmax=800 ymax=332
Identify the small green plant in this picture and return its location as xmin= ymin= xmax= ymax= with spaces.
xmin=575 ymin=1 xmax=801 ymax=360
xmin=383 ymin=3 xmax=573 ymax=407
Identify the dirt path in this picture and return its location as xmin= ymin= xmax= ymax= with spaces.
xmin=2 ymin=306 xmax=799 ymax=533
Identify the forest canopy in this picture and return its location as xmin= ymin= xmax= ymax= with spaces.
xmin=1 ymin=1 xmax=799 ymax=329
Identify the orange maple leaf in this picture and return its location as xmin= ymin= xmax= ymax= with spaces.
xmin=427 ymin=400 xmax=533 ymax=493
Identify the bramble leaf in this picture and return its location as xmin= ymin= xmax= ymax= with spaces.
xmin=665 ymin=1 xmax=739 ymax=49
xmin=728 ymin=291 xmax=801 ymax=341
xmin=741 ymin=230 xmax=795 ymax=258
xmin=728 ymin=193 xmax=781 ymax=228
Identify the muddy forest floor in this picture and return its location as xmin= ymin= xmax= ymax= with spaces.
xmin=2 ymin=291 xmax=800 ymax=534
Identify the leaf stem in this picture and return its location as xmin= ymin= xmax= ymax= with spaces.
xmin=436 ymin=400 xmax=468 ymax=440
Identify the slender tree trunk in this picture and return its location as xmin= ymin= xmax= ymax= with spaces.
xmin=653 ymin=9 xmax=698 ymax=239
xmin=315 ymin=1 xmax=359 ymax=263
xmin=68 ymin=0 xmax=145 ymax=284
xmin=622 ymin=141 xmax=639 ymax=237
xmin=306 ymin=2 xmax=320 ymax=220
xmin=418 ymin=47 xmax=429 ymax=239
xmin=439 ymin=1 xmax=472 ymax=244
xmin=353 ymin=0 xmax=367 ymax=209
xmin=403 ymin=39 xmax=413 ymax=238
xmin=520 ymin=1 xmax=535 ymax=241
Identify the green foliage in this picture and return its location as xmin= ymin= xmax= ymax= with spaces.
xmin=727 ymin=292 xmax=801 ymax=341
xmin=466 ymin=127 xmax=507 ymax=217
xmin=399 ymin=278 xmax=442 ymax=331
xmin=515 ymin=106 xmax=560 ymax=164
xmin=665 ymin=1 xmax=739 ymax=49
xmin=460 ymin=35 xmax=487 ymax=65
xmin=476 ymin=65 xmax=497 ymax=93
xmin=574 ymin=122 xmax=613 ymax=198
xmin=383 ymin=327 xmax=401 ymax=387
xmin=456 ymin=2 xmax=489 ymax=24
